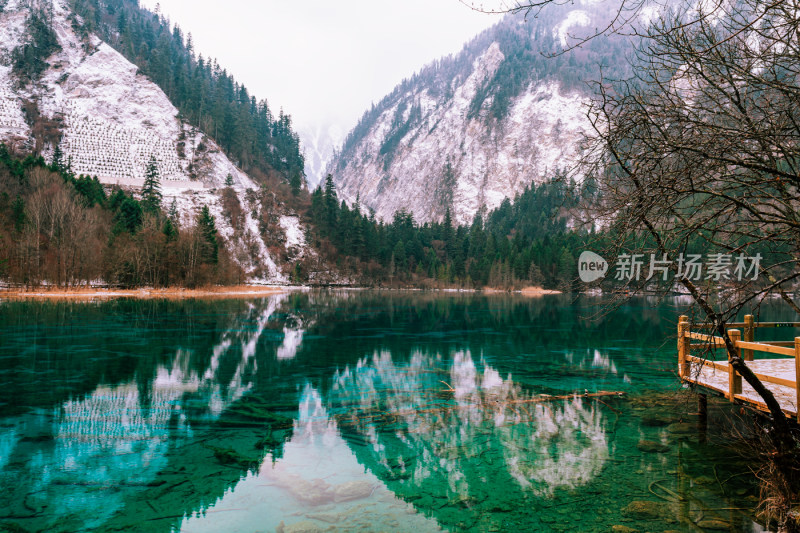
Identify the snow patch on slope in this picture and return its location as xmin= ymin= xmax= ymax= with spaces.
xmin=280 ymin=215 xmax=306 ymax=251
xmin=0 ymin=66 xmax=28 ymax=142
xmin=0 ymin=7 xmax=30 ymax=149
xmin=554 ymin=10 xmax=591 ymax=47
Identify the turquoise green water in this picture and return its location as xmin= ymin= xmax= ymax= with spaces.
xmin=0 ymin=292 xmax=786 ymax=532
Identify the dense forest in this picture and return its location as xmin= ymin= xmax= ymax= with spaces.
xmin=0 ymin=143 xmax=592 ymax=289
xmin=64 ymin=0 xmax=305 ymax=184
xmin=0 ymin=145 xmax=243 ymax=287
xmin=303 ymin=174 xmax=588 ymax=289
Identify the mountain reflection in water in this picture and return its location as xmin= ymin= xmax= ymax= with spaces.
xmin=179 ymin=384 xmax=444 ymax=532
xmin=331 ymin=350 xmax=608 ymax=501
xmin=0 ymin=293 xmax=774 ymax=532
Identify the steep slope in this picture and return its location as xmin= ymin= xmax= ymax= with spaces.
xmin=0 ymin=0 xmax=308 ymax=283
xmin=68 ymin=0 xmax=305 ymax=184
xmin=328 ymin=6 xmax=629 ymax=225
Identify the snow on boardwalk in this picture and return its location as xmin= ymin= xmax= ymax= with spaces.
xmin=679 ymin=317 xmax=800 ymax=420
xmin=686 ymin=358 xmax=798 ymax=417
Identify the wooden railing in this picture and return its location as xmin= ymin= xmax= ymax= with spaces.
xmin=678 ymin=315 xmax=800 ymax=421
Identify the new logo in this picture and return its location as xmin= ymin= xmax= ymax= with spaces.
xmin=578 ymin=251 xmax=608 ymax=283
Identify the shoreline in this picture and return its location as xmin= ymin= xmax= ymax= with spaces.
xmin=0 ymin=284 xmax=571 ymax=301
xmin=0 ymin=285 xmax=289 ymax=300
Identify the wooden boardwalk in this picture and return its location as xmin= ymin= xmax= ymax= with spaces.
xmin=678 ymin=316 xmax=800 ymax=420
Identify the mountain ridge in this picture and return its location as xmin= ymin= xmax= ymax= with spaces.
xmin=327 ymin=5 xmax=630 ymax=225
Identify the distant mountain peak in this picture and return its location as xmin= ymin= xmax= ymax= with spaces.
xmin=301 ymin=122 xmax=345 ymax=189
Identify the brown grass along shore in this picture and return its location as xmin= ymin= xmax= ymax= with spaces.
xmin=519 ymin=286 xmax=562 ymax=296
xmin=482 ymin=286 xmax=562 ymax=296
xmin=0 ymin=285 xmax=287 ymax=300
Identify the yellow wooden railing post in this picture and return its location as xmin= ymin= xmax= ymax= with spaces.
xmin=743 ymin=315 xmax=754 ymax=361
xmin=728 ymin=329 xmax=742 ymax=402
xmin=795 ymin=337 xmax=800 ymax=423
xmin=678 ymin=315 xmax=689 ymax=379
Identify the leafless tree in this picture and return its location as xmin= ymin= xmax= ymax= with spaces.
xmin=460 ymin=0 xmax=753 ymax=50
xmin=462 ymin=0 xmax=648 ymax=42
xmin=22 ymin=168 xmax=51 ymax=284
xmin=558 ymin=1 xmax=800 ymax=526
xmin=579 ymin=0 xmax=800 ymax=522
xmin=137 ymin=213 xmax=167 ymax=287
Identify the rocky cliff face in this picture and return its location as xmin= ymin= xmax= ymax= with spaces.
xmin=328 ymin=7 xmax=627 ymax=226
xmin=0 ymin=0 xmax=307 ymax=283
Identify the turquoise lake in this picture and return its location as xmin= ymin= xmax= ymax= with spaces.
xmin=0 ymin=292 xmax=791 ymax=532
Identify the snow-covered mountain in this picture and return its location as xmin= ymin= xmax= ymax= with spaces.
xmin=300 ymin=122 xmax=345 ymax=189
xmin=327 ymin=7 xmax=629 ymax=225
xmin=0 ymin=0 xmax=308 ymax=283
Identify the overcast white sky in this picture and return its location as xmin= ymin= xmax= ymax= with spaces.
xmin=139 ymin=0 xmax=499 ymax=134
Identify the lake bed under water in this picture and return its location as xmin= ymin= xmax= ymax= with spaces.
xmin=0 ymin=292 xmax=789 ymax=532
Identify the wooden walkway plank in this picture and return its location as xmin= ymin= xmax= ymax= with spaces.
xmin=679 ymin=318 xmax=800 ymax=420
xmin=685 ymin=359 xmax=799 ymax=417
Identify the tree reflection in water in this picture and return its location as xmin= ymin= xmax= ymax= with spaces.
xmin=172 ymin=348 xmax=614 ymax=532
xmin=331 ymin=350 xmax=609 ymax=506
xmin=0 ymin=296 xmax=286 ymax=532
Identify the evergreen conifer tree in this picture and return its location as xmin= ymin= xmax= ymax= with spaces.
xmin=141 ymin=156 xmax=162 ymax=213
xmin=352 ymin=217 xmax=366 ymax=258
xmin=443 ymin=207 xmax=456 ymax=261
xmin=168 ymin=197 xmax=179 ymax=223
xmin=12 ymin=196 xmax=25 ymax=233
xmin=393 ymin=240 xmax=407 ymax=270
xmin=289 ymin=170 xmax=302 ymax=196
xmin=114 ymin=196 xmax=143 ymax=234
xmin=323 ymin=174 xmax=338 ymax=230
xmin=162 ymin=217 xmax=178 ymax=242
xmin=310 ymin=187 xmax=324 ymax=229
xmin=197 ymin=205 xmax=218 ymax=264
xmin=51 ymin=143 xmax=64 ymax=173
